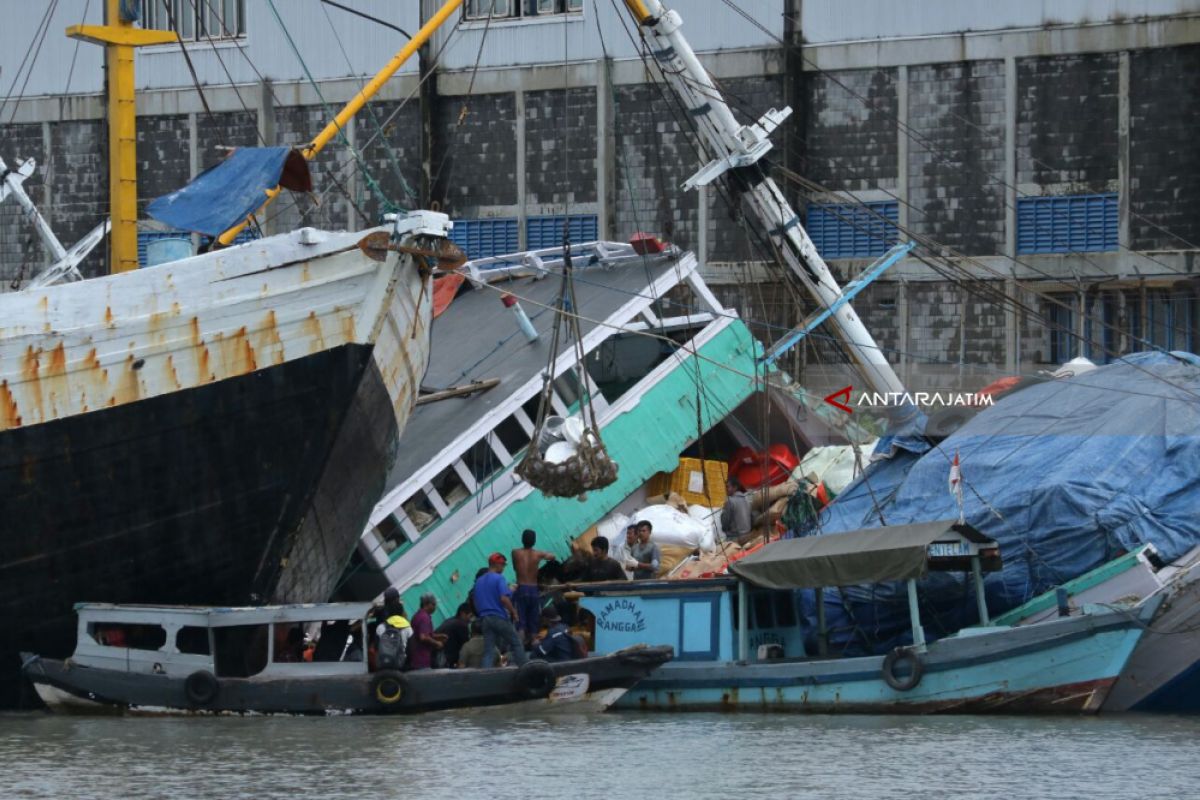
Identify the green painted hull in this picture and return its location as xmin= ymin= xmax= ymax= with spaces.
xmin=395 ymin=320 xmax=762 ymax=613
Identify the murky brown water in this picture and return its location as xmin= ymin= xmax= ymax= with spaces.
xmin=3 ymin=711 xmax=1199 ymax=799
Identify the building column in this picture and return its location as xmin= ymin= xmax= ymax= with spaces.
xmin=897 ymin=279 xmax=910 ymax=386
xmin=896 ymin=65 xmax=909 ymax=235
xmin=1003 ymin=56 xmax=1019 ymax=373
xmin=697 ymin=183 xmax=708 ymax=268
xmin=1118 ymin=51 xmax=1131 ymax=252
xmin=515 ymin=88 xmax=527 ymax=250
xmin=344 ymin=115 xmax=358 ymax=230
xmin=596 ymin=57 xmax=615 ymax=241
xmin=188 ymin=112 xmax=200 ymax=250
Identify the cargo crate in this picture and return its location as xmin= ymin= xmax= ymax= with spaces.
xmin=645 ymin=458 xmax=728 ymax=507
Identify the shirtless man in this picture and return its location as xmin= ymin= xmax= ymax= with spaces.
xmin=512 ymin=529 xmax=557 ymax=648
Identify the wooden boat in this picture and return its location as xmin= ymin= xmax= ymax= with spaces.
xmin=574 ymin=521 xmax=1157 ymax=714
xmin=20 ymin=602 xmax=672 ymax=716
xmin=989 ymin=544 xmax=1200 ymax=712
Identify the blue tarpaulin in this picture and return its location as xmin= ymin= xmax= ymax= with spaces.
xmin=799 ymin=351 xmax=1200 ymax=655
xmin=147 ymin=147 xmax=312 ymax=237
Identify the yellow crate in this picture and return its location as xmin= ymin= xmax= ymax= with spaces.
xmin=645 ymin=458 xmax=728 ymax=507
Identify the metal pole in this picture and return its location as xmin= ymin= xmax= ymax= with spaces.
xmin=737 ymin=581 xmax=748 ymax=663
xmin=218 ymin=0 xmax=465 ymax=244
xmin=971 ymin=556 xmax=990 ymax=625
xmin=65 ymin=0 xmax=177 ymax=272
xmin=906 ymin=578 xmax=926 ymax=649
xmin=621 ymin=0 xmax=907 ymax=399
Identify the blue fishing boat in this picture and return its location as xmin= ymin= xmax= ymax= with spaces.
xmin=575 ymin=521 xmax=1156 ymax=713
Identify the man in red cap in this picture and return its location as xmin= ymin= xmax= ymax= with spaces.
xmin=472 ymin=552 xmax=528 ymax=668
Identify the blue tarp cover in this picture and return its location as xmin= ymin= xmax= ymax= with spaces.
xmin=147 ymin=147 xmax=309 ymax=237
xmin=801 ymin=352 xmax=1200 ymax=655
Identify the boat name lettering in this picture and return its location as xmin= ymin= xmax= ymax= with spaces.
xmin=596 ymin=599 xmax=646 ymax=633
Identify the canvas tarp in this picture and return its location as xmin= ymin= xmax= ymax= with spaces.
xmin=730 ymin=520 xmax=981 ymax=589
xmin=147 ymin=147 xmax=312 ymax=237
xmin=798 ymin=351 xmax=1200 ymax=655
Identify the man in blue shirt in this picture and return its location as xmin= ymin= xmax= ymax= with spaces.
xmin=532 ymin=607 xmax=577 ymax=662
xmin=473 ymin=553 xmax=529 ymax=668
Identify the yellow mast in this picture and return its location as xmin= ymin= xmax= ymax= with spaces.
xmin=217 ymin=0 xmax=464 ymax=246
xmin=67 ymin=0 xmax=177 ymax=274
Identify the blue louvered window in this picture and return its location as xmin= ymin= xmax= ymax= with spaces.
xmin=806 ymin=202 xmax=899 ymax=259
xmin=450 ymin=218 xmax=519 ymax=260
xmin=1017 ymin=194 xmax=1118 ymax=255
xmin=525 ymin=214 xmax=598 ymax=249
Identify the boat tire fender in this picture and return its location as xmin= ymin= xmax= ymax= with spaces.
xmin=373 ymin=671 xmax=407 ymax=706
xmin=515 ymin=660 xmax=556 ymax=699
xmin=184 ymin=670 xmax=220 ymax=706
xmin=881 ymin=648 xmax=924 ymax=692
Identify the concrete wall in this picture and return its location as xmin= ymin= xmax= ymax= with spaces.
xmin=3 ymin=5 xmax=1198 ymax=390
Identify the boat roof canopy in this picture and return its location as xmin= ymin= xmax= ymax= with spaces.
xmin=728 ymin=521 xmax=1000 ymax=590
xmin=74 ymin=601 xmax=374 ymax=627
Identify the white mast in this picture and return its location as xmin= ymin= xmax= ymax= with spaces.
xmin=0 ymin=156 xmax=68 ymax=263
xmin=620 ymin=0 xmax=906 ymax=398
xmin=1 ymin=155 xmax=109 ymax=288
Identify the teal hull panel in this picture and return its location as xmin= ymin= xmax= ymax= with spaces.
xmin=618 ymin=624 xmax=1144 ymax=714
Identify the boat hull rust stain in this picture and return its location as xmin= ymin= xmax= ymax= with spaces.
xmin=627 ymin=678 xmax=1117 ymax=715
xmin=0 ymin=224 xmax=436 ymax=709
xmin=0 ymin=227 xmax=430 ymax=433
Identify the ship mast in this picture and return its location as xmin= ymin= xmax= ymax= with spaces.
xmin=216 ymin=0 xmax=466 ymax=246
xmin=620 ymin=0 xmax=906 ymax=398
xmin=66 ymin=1 xmax=178 ymax=274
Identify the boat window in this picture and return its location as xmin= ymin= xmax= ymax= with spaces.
xmin=585 ymin=332 xmax=680 ymax=403
xmin=176 ymin=626 xmax=211 ymax=656
xmin=463 ymin=436 xmax=506 ymax=484
xmin=752 ymin=592 xmax=775 ymax=629
xmin=87 ymin=622 xmax=167 ymax=651
xmin=430 ymin=463 xmax=471 ymax=512
xmin=311 ymin=619 xmax=353 ymax=663
xmin=402 ymin=492 xmax=438 ymax=534
xmin=272 ymin=624 xmax=307 ymax=663
xmin=774 ymin=592 xmax=797 ymax=628
xmin=494 ymin=413 xmax=532 ymax=457
xmin=213 ymin=625 xmax=269 ymax=678
xmin=374 ymin=513 xmax=412 ymax=556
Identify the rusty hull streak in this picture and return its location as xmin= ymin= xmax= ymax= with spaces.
xmin=22 ymin=345 xmax=45 ymax=424
xmin=115 ymin=354 xmax=141 ymax=406
xmin=163 ymin=354 xmax=182 ymax=391
xmin=45 ymin=342 xmax=69 ymax=420
xmin=303 ymin=312 xmax=326 ymax=355
xmin=255 ymin=310 xmax=286 ymax=366
xmin=0 ymin=381 xmax=21 ymax=430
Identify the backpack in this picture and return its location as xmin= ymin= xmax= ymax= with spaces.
xmin=377 ymin=626 xmax=406 ymax=670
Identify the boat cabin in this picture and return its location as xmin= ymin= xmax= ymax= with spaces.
xmin=68 ymin=602 xmax=374 ymax=680
xmin=578 ymin=521 xmax=1001 ymax=662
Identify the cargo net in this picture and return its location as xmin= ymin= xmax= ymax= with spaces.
xmin=515 ymin=240 xmax=618 ymax=498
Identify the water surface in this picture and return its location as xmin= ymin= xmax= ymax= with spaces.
xmin=3 ymin=711 xmax=1198 ymax=799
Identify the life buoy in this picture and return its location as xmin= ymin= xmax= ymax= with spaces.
xmin=515 ymin=660 xmax=557 ymax=699
xmin=881 ymin=647 xmax=924 ymax=692
xmin=373 ymin=671 xmax=407 ymax=705
xmin=184 ymin=670 xmax=219 ymax=706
